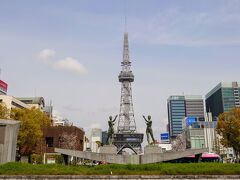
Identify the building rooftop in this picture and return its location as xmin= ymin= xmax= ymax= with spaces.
xmin=205 ymin=82 xmax=240 ymax=99
xmin=0 ymin=95 xmax=31 ymax=109
xmin=168 ymin=95 xmax=203 ymax=101
xmin=184 ymin=95 xmax=203 ymax=100
xmin=16 ymin=97 xmax=45 ymax=105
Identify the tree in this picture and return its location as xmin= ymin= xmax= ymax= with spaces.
xmin=216 ymin=108 xmax=240 ymax=162
xmin=171 ymin=134 xmax=186 ymax=151
xmin=11 ymin=107 xmax=51 ymax=157
xmin=60 ymin=132 xmax=78 ymax=150
xmin=213 ymin=135 xmax=221 ymax=155
xmin=0 ymin=103 xmax=10 ymax=119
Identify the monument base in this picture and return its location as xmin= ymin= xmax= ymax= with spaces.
xmin=99 ymin=145 xmax=117 ymax=154
xmin=113 ymin=133 xmax=144 ymax=154
xmin=144 ymin=145 xmax=162 ymax=154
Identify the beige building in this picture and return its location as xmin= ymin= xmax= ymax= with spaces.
xmin=0 ymin=95 xmax=30 ymax=109
xmin=16 ymin=97 xmax=45 ymax=111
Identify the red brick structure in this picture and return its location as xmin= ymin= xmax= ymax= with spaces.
xmin=37 ymin=126 xmax=85 ymax=153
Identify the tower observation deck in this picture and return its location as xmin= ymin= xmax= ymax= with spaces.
xmin=113 ymin=33 xmax=143 ymax=154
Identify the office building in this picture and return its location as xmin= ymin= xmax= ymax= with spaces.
xmin=167 ymin=95 xmax=204 ymax=138
xmin=185 ymin=95 xmax=205 ymax=121
xmin=206 ymin=82 xmax=240 ymax=119
xmin=90 ymin=128 xmax=102 ymax=152
xmin=183 ymin=112 xmax=235 ymax=160
xmin=182 ymin=113 xmax=217 ymax=151
xmin=184 ymin=127 xmax=205 ymax=149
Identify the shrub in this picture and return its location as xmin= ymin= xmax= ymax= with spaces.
xmin=31 ymin=154 xmax=42 ymax=164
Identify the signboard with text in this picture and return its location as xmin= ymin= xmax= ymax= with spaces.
xmin=186 ymin=117 xmax=197 ymax=126
xmin=160 ymin=133 xmax=169 ymax=141
xmin=0 ymin=80 xmax=8 ymax=94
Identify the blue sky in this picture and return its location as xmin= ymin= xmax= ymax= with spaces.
xmin=1 ymin=0 xmax=240 ymax=140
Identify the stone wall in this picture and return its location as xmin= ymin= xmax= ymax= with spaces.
xmin=55 ymin=147 xmax=207 ymax=164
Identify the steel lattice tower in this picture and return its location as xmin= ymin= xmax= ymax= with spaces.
xmin=118 ymin=32 xmax=136 ymax=133
xmin=113 ymin=33 xmax=143 ymax=154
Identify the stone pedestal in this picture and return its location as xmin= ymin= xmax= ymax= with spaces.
xmin=144 ymin=145 xmax=162 ymax=154
xmin=99 ymin=145 xmax=117 ymax=154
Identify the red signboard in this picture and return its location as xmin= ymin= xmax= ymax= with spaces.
xmin=0 ymin=80 xmax=8 ymax=91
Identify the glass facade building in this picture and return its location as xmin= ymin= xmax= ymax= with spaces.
xmin=206 ymin=82 xmax=240 ymax=119
xmin=168 ymin=96 xmax=185 ymax=138
xmin=167 ymin=95 xmax=204 ymax=138
xmin=185 ymin=128 xmax=205 ymax=149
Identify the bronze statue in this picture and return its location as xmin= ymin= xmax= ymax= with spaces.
xmin=143 ymin=115 xmax=155 ymax=145
xmin=106 ymin=115 xmax=118 ymax=144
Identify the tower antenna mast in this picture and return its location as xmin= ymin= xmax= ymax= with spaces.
xmin=124 ymin=0 xmax=127 ymax=32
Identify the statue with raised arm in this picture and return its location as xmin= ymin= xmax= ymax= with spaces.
xmin=143 ymin=115 xmax=156 ymax=145
xmin=106 ymin=115 xmax=118 ymax=145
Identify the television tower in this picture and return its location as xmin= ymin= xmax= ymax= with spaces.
xmin=117 ymin=32 xmax=136 ymax=133
xmin=113 ymin=33 xmax=143 ymax=154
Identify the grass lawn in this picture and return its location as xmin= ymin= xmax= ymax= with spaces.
xmin=0 ymin=162 xmax=239 ymax=175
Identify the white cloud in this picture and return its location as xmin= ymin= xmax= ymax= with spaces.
xmin=131 ymin=2 xmax=240 ymax=47
xmin=54 ymin=57 xmax=87 ymax=75
xmin=37 ymin=49 xmax=87 ymax=75
xmin=38 ymin=49 xmax=56 ymax=62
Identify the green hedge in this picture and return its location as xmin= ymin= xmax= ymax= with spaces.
xmin=30 ymin=154 xmax=43 ymax=164
xmin=0 ymin=162 xmax=240 ymax=175
xmin=29 ymin=154 xmax=64 ymax=164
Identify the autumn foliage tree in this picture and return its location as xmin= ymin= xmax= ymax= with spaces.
xmin=10 ymin=107 xmax=51 ymax=157
xmin=0 ymin=103 xmax=10 ymax=119
xmin=216 ymin=108 xmax=240 ymax=162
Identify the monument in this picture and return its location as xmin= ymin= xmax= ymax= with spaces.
xmin=55 ymin=33 xmax=207 ymax=164
xmin=106 ymin=115 xmax=118 ymax=145
xmin=143 ymin=115 xmax=156 ymax=145
xmin=142 ymin=115 xmax=162 ymax=154
xmin=99 ymin=115 xmax=118 ymax=154
xmin=112 ymin=33 xmax=143 ymax=154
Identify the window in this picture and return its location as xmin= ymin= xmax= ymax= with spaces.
xmin=22 ymin=100 xmax=33 ymax=104
xmin=45 ymin=137 xmax=54 ymax=147
xmin=11 ymin=101 xmax=24 ymax=109
xmin=80 ymin=140 xmax=83 ymax=145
